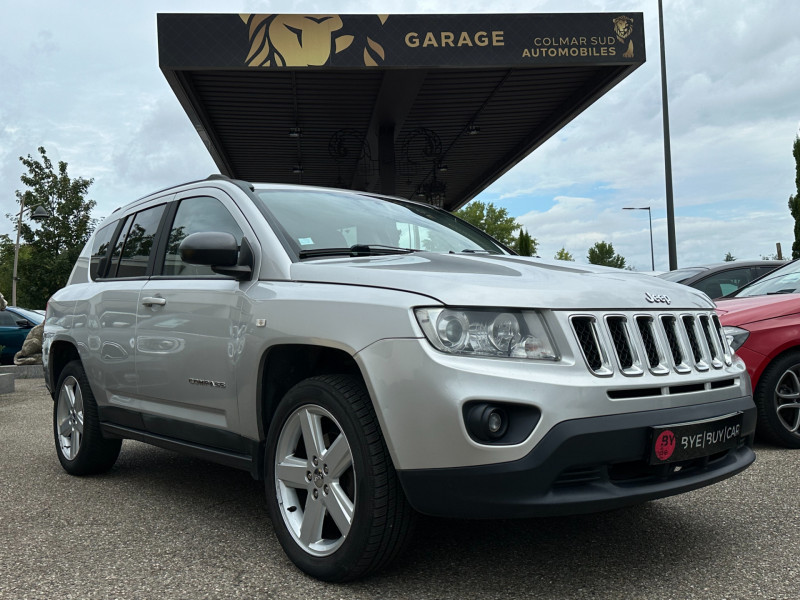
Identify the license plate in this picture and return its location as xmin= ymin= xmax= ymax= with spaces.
xmin=649 ymin=412 xmax=743 ymax=465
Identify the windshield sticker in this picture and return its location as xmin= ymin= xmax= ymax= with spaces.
xmin=298 ymin=237 xmax=315 ymax=245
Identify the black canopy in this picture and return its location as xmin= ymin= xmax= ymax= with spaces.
xmin=159 ymin=12 xmax=644 ymax=210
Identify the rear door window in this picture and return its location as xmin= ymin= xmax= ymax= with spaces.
xmin=108 ymin=205 xmax=166 ymax=278
xmin=89 ymin=222 xmax=118 ymax=280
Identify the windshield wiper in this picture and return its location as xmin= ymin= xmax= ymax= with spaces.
xmin=299 ymin=244 xmax=419 ymax=259
xmin=766 ymin=289 xmax=798 ymax=295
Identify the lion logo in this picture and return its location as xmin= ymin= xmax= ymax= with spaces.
xmin=612 ymin=15 xmax=634 ymax=58
xmin=241 ymin=14 xmax=388 ymax=67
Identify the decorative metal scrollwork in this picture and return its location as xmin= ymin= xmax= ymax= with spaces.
xmin=401 ymin=128 xmax=446 ymax=206
xmin=328 ymin=129 xmax=375 ymax=189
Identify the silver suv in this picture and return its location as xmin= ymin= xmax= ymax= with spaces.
xmin=45 ymin=176 xmax=756 ymax=581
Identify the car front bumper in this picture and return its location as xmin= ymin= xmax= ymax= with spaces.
xmin=396 ymin=395 xmax=756 ymax=518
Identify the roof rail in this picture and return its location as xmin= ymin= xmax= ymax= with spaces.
xmin=206 ymin=173 xmax=255 ymax=192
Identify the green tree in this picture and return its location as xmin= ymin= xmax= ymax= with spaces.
xmin=723 ymin=251 xmax=736 ymax=262
xmin=455 ymin=200 xmax=519 ymax=246
xmin=0 ymin=235 xmax=15 ymax=298
xmin=587 ymin=241 xmax=626 ymax=269
xmin=514 ymin=228 xmax=538 ymax=256
xmin=9 ymin=147 xmax=96 ymax=308
xmin=789 ymin=136 xmax=800 ymax=259
xmin=554 ymin=247 xmax=574 ymax=261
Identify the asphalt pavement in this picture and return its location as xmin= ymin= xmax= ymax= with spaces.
xmin=1 ymin=378 xmax=798 ymax=600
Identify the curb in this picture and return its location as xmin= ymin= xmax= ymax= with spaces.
xmin=0 ymin=373 xmax=14 ymax=394
xmin=0 ymin=364 xmax=45 ymax=380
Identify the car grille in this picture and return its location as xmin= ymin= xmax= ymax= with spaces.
xmin=570 ymin=311 xmax=731 ymax=377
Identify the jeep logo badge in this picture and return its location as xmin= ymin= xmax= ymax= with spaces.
xmin=645 ymin=292 xmax=671 ymax=305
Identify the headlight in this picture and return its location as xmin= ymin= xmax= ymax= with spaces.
xmin=414 ymin=307 xmax=558 ymax=360
xmin=722 ymin=326 xmax=750 ymax=351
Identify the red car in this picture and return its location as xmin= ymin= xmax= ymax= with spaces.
xmin=716 ymin=259 xmax=800 ymax=448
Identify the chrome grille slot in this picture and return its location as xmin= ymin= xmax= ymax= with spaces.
xmin=682 ymin=316 xmax=702 ymax=363
xmin=660 ymin=315 xmax=692 ymax=374
xmin=606 ymin=316 xmax=639 ymax=373
xmin=660 ymin=316 xmax=684 ymax=366
xmin=571 ymin=310 xmax=730 ymax=378
xmin=699 ymin=315 xmax=721 ymax=365
xmin=682 ymin=315 xmax=708 ymax=371
xmin=570 ymin=316 xmax=611 ymax=376
xmin=712 ymin=314 xmax=733 ymax=366
xmin=636 ymin=316 xmax=662 ymax=370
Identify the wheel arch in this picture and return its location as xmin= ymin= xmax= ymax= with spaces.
xmin=47 ymin=340 xmax=82 ymax=399
xmin=751 ymin=343 xmax=800 ymax=390
xmin=257 ymin=344 xmax=365 ymax=446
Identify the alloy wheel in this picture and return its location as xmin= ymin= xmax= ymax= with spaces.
xmin=273 ymin=404 xmax=356 ymax=557
xmin=56 ymin=375 xmax=84 ymax=460
xmin=774 ymin=364 xmax=800 ymax=437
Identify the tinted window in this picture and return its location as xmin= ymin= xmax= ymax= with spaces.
xmin=695 ymin=268 xmax=753 ymax=298
xmin=162 ymin=196 xmax=244 ymax=277
xmin=754 ymin=265 xmax=779 ymax=278
xmin=107 ymin=215 xmax=131 ymax=276
xmin=0 ymin=311 xmax=18 ymax=326
xmin=6 ymin=308 xmax=42 ymax=323
xmin=89 ymin=222 xmax=117 ymax=280
xmin=735 ymin=260 xmax=800 ymax=297
xmin=108 ymin=205 xmax=166 ymax=278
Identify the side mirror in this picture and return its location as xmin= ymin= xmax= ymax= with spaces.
xmin=178 ymin=232 xmax=253 ymax=280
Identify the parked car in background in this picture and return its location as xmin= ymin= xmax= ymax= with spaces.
xmin=716 ymin=259 xmax=800 ymax=448
xmin=0 ymin=307 xmax=44 ymax=364
xmin=657 ymin=260 xmax=784 ymax=299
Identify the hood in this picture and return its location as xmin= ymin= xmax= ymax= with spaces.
xmin=291 ymin=253 xmax=713 ymax=311
xmin=715 ymin=294 xmax=800 ymax=326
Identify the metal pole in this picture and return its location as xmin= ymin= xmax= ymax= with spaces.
xmin=647 ymin=207 xmax=655 ymax=271
xmin=11 ymin=197 xmax=24 ymax=307
xmin=659 ymin=0 xmax=678 ymax=270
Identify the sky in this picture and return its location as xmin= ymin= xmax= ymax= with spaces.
xmin=1 ymin=0 xmax=798 ymax=272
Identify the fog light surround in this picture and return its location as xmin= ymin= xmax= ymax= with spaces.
xmin=463 ymin=401 xmax=541 ymax=446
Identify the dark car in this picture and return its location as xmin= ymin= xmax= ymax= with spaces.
xmin=716 ymin=259 xmax=800 ymax=448
xmin=0 ymin=307 xmax=44 ymax=364
xmin=657 ymin=260 xmax=785 ymax=299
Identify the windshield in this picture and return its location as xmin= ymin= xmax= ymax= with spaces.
xmin=254 ymin=189 xmax=508 ymax=258
xmin=732 ymin=259 xmax=800 ymax=297
xmin=657 ymin=267 xmax=705 ymax=283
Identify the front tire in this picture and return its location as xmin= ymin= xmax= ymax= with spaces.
xmin=264 ymin=375 xmax=414 ymax=581
xmin=53 ymin=360 xmax=122 ymax=475
xmin=754 ymin=351 xmax=800 ymax=448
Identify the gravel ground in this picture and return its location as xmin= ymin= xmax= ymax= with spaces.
xmin=1 ymin=378 xmax=798 ymax=600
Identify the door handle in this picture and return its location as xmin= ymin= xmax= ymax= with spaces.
xmin=141 ymin=296 xmax=167 ymax=307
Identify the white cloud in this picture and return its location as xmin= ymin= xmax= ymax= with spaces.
xmin=0 ymin=0 xmax=798 ymax=275
xmin=513 ymin=194 xmax=792 ymax=271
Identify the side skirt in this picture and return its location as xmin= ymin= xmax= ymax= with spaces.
xmin=100 ymin=422 xmax=264 ymax=480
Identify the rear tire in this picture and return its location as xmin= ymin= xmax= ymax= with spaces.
xmin=53 ymin=360 xmax=122 ymax=475
xmin=264 ymin=374 xmax=414 ymax=581
xmin=753 ymin=351 xmax=800 ymax=448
